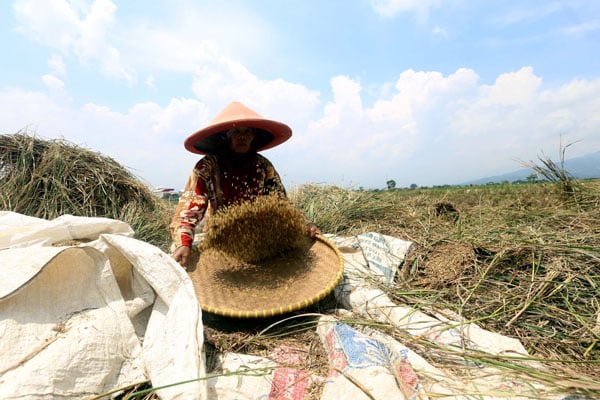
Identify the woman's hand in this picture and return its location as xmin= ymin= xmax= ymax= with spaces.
xmin=307 ymin=222 xmax=322 ymax=239
xmin=172 ymin=245 xmax=191 ymax=270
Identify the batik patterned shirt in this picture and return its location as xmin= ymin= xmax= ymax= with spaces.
xmin=170 ymin=151 xmax=286 ymax=247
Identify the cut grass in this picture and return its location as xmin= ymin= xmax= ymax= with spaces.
xmin=0 ymin=132 xmax=173 ymax=251
xmin=290 ymin=181 xmax=600 ymax=387
xmin=2 ymin=132 xmax=598 ymax=398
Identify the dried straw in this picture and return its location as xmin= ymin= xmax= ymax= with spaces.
xmin=0 ymin=131 xmax=173 ymax=250
xmin=113 ymin=180 xmax=600 ymax=399
xmin=201 ymin=194 xmax=309 ymax=263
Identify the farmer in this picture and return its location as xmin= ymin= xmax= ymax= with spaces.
xmin=170 ymin=101 xmax=321 ymax=267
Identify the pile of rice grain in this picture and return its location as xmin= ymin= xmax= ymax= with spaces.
xmin=200 ymin=194 xmax=309 ymax=263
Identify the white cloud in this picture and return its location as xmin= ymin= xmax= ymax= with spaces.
xmin=48 ymin=54 xmax=67 ymax=76
xmin=0 ymin=88 xmax=69 ymax=136
xmin=14 ymin=0 xmax=135 ymax=83
xmin=286 ymin=66 xmax=600 ymax=187
xmin=0 ymin=83 xmax=204 ymax=187
xmin=2 ymin=62 xmax=600 ymax=189
xmin=145 ymin=74 xmax=155 ymax=89
xmin=74 ymin=0 xmax=135 ymax=83
xmin=492 ymin=3 xmax=563 ymax=27
xmin=447 ymin=71 xmax=600 ymax=177
xmin=4 ymin=1 xmax=600 ymax=191
xmin=12 ymin=0 xmax=285 ymax=88
xmin=189 ymin=47 xmax=321 ymax=132
xmin=297 ymin=69 xmax=482 ymax=185
xmin=114 ymin=2 xmax=277 ymax=74
xmin=42 ymin=74 xmax=65 ymax=91
xmin=73 ymin=97 xmax=210 ymax=170
xmin=559 ymin=18 xmax=600 ymax=36
xmin=370 ymin=0 xmax=441 ymax=19
xmin=482 ymin=67 xmax=542 ymax=106
xmin=309 ymin=76 xmax=363 ymax=132
xmin=13 ymin=0 xmax=81 ymax=51
xmin=431 ymin=25 xmax=449 ymax=38
xmin=72 ymin=0 xmax=115 ymax=60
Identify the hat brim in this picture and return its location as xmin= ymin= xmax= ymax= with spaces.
xmin=184 ymin=118 xmax=292 ymax=155
xmin=187 ymin=236 xmax=344 ymax=318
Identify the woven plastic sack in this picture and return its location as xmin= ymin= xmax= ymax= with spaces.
xmin=0 ymin=212 xmax=205 ymax=400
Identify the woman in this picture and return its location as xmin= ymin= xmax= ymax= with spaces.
xmin=170 ymin=101 xmax=321 ymax=267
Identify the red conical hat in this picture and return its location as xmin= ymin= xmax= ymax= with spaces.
xmin=184 ymin=101 xmax=292 ymax=154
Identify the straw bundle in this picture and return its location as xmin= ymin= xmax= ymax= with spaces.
xmin=200 ymin=194 xmax=309 ymax=263
xmin=420 ymin=241 xmax=475 ymax=287
xmin=0 ymin=132 xmax=173 ymax=250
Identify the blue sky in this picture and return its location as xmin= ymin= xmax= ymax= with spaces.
xmin=1 ymin=0 xmax=599 ymax=190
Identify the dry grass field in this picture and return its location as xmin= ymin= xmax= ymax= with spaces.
xmin=117 ymin=177 xmax=600 ymax=399
xmin=291 ymin=180 xmax=600 ymax=373
xmin=2 ymin=133 xmax=598 ymax=399
xmin=174 ymin=179 xmax=599 ymax=400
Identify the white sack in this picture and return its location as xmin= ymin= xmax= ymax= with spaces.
xmin=0 ymin=212 xmax=206 ymax=400
xmin=0 ymin=211 xmax=133 ymax=249
xmin=356 ymin=232 xmax=413 ymax=285
xmin=316 ymin=315 xmax=420 ymax=400
xmin=0 ymin=245 xmax=145 ymax=398
xmin=207 ymin=351 xmax=315 ymax=400
xmin=92 ymin=234 xmax=206 ymax=400
xmin=328 ymin=232 xmax=412 ymax=286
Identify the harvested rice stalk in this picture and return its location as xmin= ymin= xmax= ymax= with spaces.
xmin=420 ymin=241 xmax=476 ymax=287
xmin=0 ymin=132 xmax=173 ymax=251
xmin=201 ymin=194 xmax=309 ymax=263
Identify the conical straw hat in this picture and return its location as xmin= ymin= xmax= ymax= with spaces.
xmin=187 ymin=236 xmax=344 ymax=318
xmin=184 ymin=101 xmax=292 ymax=154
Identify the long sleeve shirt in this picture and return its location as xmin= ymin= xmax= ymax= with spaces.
xmin=170 ymin=150 xmax=286 ymax=248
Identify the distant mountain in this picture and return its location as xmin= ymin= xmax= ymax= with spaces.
xmin=464 ymin=150 xmax=600 ymax=185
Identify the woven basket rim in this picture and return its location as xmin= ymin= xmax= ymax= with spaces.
xmin=188 ymin=235 xmax=344 ymax=318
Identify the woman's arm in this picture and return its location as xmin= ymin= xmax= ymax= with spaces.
xmin=170 ymin=159 xmax=212 ymax=266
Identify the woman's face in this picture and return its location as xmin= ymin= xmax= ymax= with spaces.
xmin=228 ymin=127 xmax=255 ymax=154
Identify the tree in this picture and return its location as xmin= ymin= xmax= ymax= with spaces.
xmin=410 ymin=183 xmax=418 ymax=189
xmin=386 ymin=179 xmax=396 ymax=190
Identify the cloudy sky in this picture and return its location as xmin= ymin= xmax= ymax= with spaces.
xmin=1 ymin=0 xmax=599 ymax=190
